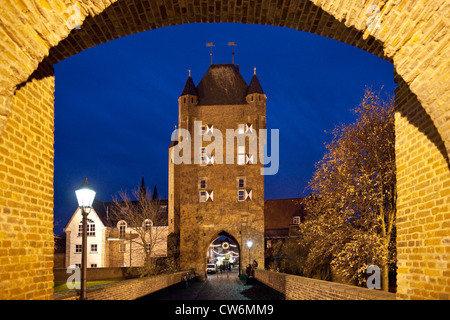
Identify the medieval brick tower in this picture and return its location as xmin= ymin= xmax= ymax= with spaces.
xmin=168 ymin=63 xmax=266 ymax=279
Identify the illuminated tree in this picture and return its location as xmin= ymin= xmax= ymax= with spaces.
xmin=300 ymin=88 xmax=396 ymax=291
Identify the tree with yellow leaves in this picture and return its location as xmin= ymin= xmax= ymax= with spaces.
xmin=300 ymin=88 xmax=396 ymax=291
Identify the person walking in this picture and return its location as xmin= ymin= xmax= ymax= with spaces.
xmin=251 ymin=260 xmax=258 ymax=278
xmin=245 ymin=264 xmax=252 ymax=285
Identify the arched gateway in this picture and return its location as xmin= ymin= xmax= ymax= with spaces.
xmin=206 ymin=231 xmax=241 ymax=275
xmin=0 ymin=0 xmax=449 ymax=300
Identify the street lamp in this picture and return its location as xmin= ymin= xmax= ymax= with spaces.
xmin=246 ymin=240 xmax=253 ymax=265
xmin=75 ymin=177 xmax=96 ymax=300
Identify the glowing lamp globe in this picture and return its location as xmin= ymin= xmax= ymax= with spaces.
xmin=246 ymin=240 xmax=253 ymax=249
xmin=75 ymin=177 xmax=96 ymax=208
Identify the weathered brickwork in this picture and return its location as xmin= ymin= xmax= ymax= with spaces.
xmin=255 ymin=270 xmax=396 ymax=300
xmin=394 ymin=76 xmax=450 ymax=300
xmin=0 ymin=62 xmax=55 ymax=299
xmin=0 ymin=0 xmax=449 ymax=299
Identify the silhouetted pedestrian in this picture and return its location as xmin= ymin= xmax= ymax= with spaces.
xmin=251 ymin=260 xmax=258 ymax=278
xmin=245 ymin=264 xmax=252 ymax=285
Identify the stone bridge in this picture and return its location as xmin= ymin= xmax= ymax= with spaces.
xmin=0 ymin=0 xmax=449 ymax=300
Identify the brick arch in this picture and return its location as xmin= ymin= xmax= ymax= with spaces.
xmin=204 ymin=230 xmax=242 ymax=275
xmin=205 ymin=230 xmax=242 ymax=255
xmin=0 ymin=0 xmax=449 ymax=300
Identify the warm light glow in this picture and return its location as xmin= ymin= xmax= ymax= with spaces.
xmin=247 ymin=240 xmax=253 ymax=248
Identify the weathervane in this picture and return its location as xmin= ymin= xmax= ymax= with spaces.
xmin=206 ymin=42 xmax=215 ymax=65
xmin=228 ymin=41 xmax=237 ymax=64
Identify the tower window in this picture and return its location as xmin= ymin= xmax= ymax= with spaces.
xmin=237 ymin=146 xmax=245 ymax=165
xmin=200 ymin=147 xmax=207 ymax=165
xmin=238 ymin=178 xmax=245 ymax=188
xmin=200 ymin=179 xmax=206 ymax=189
xmin=238 ymin=189 xmax=253 ymax=201
xmin=199 ymin=190 xmax=213 ymax=202
xmin=293 ymin=216 xmax=301 ymax=225
xmin=238 ymin=124 xmax=245 ymax=134
xmin=199 ymin=191 xmax=207 ymax=202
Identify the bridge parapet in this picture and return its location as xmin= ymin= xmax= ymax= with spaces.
xmin=255 ymin=270 xmax=396 ymax=300
xmin=54 ymin=270 xmax=195 ymax=300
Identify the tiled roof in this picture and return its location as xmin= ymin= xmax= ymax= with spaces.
xmin=196 ymin=64 xmax=249 ymax=105
xmin=264 ymin=198 xmax=306 ymax=238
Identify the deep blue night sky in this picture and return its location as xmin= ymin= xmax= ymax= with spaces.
xmin=53 ymin=23 xmax=396 ymax=234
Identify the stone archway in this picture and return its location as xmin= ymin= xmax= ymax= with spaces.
xmin=205 ymin=231 xmax=242 ymax=278
xmin=0 ymin=0 xmax=449 ymax=300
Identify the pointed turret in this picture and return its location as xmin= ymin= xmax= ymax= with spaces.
xmin=246 ymin=67 xmax=266 ymax=104
xmin=179 ymin=70 xmax=198 ymax=130
xmin=180 ymin=70 xmax=197 ymax=96
xmin=139 ymin=176 xmax=147 ymax=201
xmin=247 ymin=67 xmax=264 ymax=95
xmin=152 ymin=184 xmax=159 ymax=200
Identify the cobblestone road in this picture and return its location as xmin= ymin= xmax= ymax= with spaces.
xmin=138 ymin=269 xmax=284 ymax=300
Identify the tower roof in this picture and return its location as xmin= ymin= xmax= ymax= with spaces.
xmin=247 ymin=73 xmax=264 ymax=95
xmin=152 ymin=184 xmax=159 ymax=200
xmin=180 ymin=74 xmax=197 ymax=96
xmin=139 ymin=176 xmax=146 ymax=200
xmin=196 ymin=64 xmax=248 ymax=105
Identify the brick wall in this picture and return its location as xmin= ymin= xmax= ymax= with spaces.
xmin=255 ymin=270 xmax=396 ymax=300
xmin=394 ymin=76 xmax=450 ymax=300
xmin=54 ymin=270 xmax=192 ymax=300
xmin=0 ymin=62 xmax=55 ymax=299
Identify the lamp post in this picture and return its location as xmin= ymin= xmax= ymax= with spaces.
xmin=75 ymin=177 xmax=96 ymax=300
xmin=246 ymin=240 xmax=253 ymax=265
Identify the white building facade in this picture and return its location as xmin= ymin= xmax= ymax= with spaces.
xmin=63 ymin=199 xmax=169 ymax=269
xmin=64 ymin=207 xmax=108 ymax=268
